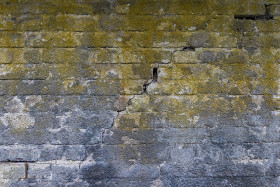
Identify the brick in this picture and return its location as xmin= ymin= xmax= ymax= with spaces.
xmin=43 ymin=14 xmax=99 ymax=31
xmin=172 ymin=51 xmax=198 ymax=64
xmin=0 ymin=145 xmax=40 ymax=162
xmin=206 ymin=16 xmax=235 ymax=32
xmin=115 ymin=0 xmax=164 ymax=15
xmin=232 ymin=19 xmax=255 ymax=33
xmin=0 ymin=163 xmax=26 ymax=179
xmin=49 ymin=63 xmax=99 ymax=80
xmin=0 ymin=32 xmax=25 ymax=47
xmin=0 ymin=0 xmax=114 ymax=15
xmin=103 ymin=129 xmax=158 ymax=145
xmin=81 ymin=32 xmax=137 ymax=48
xmin=0 ymin=48 xmax=42 ymax=64
xmin=88 ymin=48 xmax=118 ymax=64
xmin=147 ymin=80 xmax=197 ymax=95
xmin=52 ymin=164 xmax=79 ymax=183
xmin=256 ymin=20 xmax=280 ymax=32
xmin=0 ymin=64 xmax=49 ymax=80
xmin=157 ymin=128 xmax=210 ymax=144
xmin=165 ymin=177 xmax=278 ymax=187
xmin=270 ymin=4 xmax=280 ymax=16
xmin=0 ymin=15 xmax=16 ymax=30
xmin=159 ymin=63 xmax=274 ymax=82
xmin=26 ymin=32 xmax=80 ymax=48
xmin=87 ymin=79 xmax=145 ymax=95
xmin=115 ymin=48 xmax=171 ymax=64
xmin=28 ymin=163 xmax=51 ymax=181
xmin=234 ymin=0 xmax=266 ymax=15
xmin=96 ymin=64 xmax=153 ymax=80
xmin=239 ymin=33 xmax=280 ymax=49
xmin=15 ymin=14 xmax=43 ymax=31
xmin=41 ymin=48 xmax=86 ymax=64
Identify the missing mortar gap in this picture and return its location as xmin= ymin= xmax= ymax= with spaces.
xmin=143 ymin=66 xmax=159 ymax=94
xmin=0 ymin=160 xmax=35 ymax=163
xmin=153 ymin=67 xmax=158 ymax=82
xmin=182 ymin=46 xmax=195 ymax=51
xmin=25 ymin=163 xmax=28 ymax=179
xmin=234 ymin=14 xmax=273 ymax=20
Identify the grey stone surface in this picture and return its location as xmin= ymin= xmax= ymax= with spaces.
xmin=0 ymin=0 xmax=280 ymax=186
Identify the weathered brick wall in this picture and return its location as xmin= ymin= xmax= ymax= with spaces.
xmin=0 ymin=0 xmax=280 ymax=186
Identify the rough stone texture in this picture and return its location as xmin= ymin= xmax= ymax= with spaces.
xmin=0 ymin=0 xmax=279 ymax=186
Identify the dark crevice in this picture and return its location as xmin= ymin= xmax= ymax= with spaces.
xmin=182 ymin=46 xmax=195 ymax=51
xmin=234 ymin=14 xmax=273 ymax=20
xmin=234 ymin=4 xmax=274 ymax=20
xmin=265 ymin=4 xmax=272 ymax=16
xmin=143 ymin=67 xmax=159 ymax=94
xmin=153 ymin=67 xmax=158 ymax=82
xmin=25 ymin=163 xmax=28 ymax=179
xmin=143 ymin=84 xmax=148 ymax=93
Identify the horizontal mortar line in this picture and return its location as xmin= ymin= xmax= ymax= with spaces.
xmin=103 ymin=143 xmax=167 ymax=146
xmin=103 ymin=142 xmax=280 ymax=146
xmin=177 ymin=142 xmax=280 ymax=145
xmin=121 ymin=93 xmax=278 ymax=96
xmin=119 ymin=62 xmax=171 ymax=64
xmin=177 ymin=141 xmax=280 ymax=145
xmin=0 ymin=47 xmax=244 ymax=50
xmin=0 ymin=62 xmax=275 ymax=65
xmin=0 ymin=161 xmax=35 ymax=163
xmin=0 ymin=12 xmax=244 ymax=16
xmin=21 ymin=30 xmax=240 ymax=33
xmin=1 ymin=78 xmax=48 ymax=80
xmin=0 ymin=94 xmax=124 ymax=96
xmin=115 ymin=112 xmax=275 ymax=115
xmin=1 ymin=78 xmax=101 ymax=81
xmin=28 ymin=29 xmax=230 ymax=32
xmin=115 ymin=124 xmax=272 ymax=127
xmin=0 ymin=93 xmax=276 ymax=97
xmin=24 ymin=46 xmax=83 ymax=49
xmin=26 ymin=12 xmax=222 ymax=15
xmin=0 ymin=47 xmax=244 ymax=51
xmin=0 ymin=79 xmax=47 ymax=81
xmin=136 ymin=46 xmax=240 ymax=49
xmin=110 ymin=125 xmax=275 ymax=129
xmin=161 ymin=176 xmax=280 ymax=179
xmin=0 ymin=29 xmax=224 ymax=32
xmin=2 ymin=141 xmax=279 ymax=147
xmin=0 ymin=94 xmax=118 ymax=97
xmin=143 ymin=94 xmax=277 ymax=96
xmin=0 ymin=144 xmax=101 ymax=146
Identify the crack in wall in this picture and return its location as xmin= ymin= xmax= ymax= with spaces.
xmin=101 ymin=95 xmax=135 ymax=143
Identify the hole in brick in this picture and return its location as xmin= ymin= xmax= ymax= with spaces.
xmin=265 ymin=4 xmax=272 ymax=16
xmin=153 ymin=68 xmax=158 ymax=82
xmin=182 ymin=46 xmax=195 ymax=51
xmin=143 ymin=84 xmax=148 ymax=93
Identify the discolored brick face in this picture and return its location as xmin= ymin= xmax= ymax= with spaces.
xmin=0 ymin=0 xmax=279 ymax=186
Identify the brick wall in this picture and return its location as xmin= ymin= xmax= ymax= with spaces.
xmin=0 ymin=0 xmax=280 ymax=186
